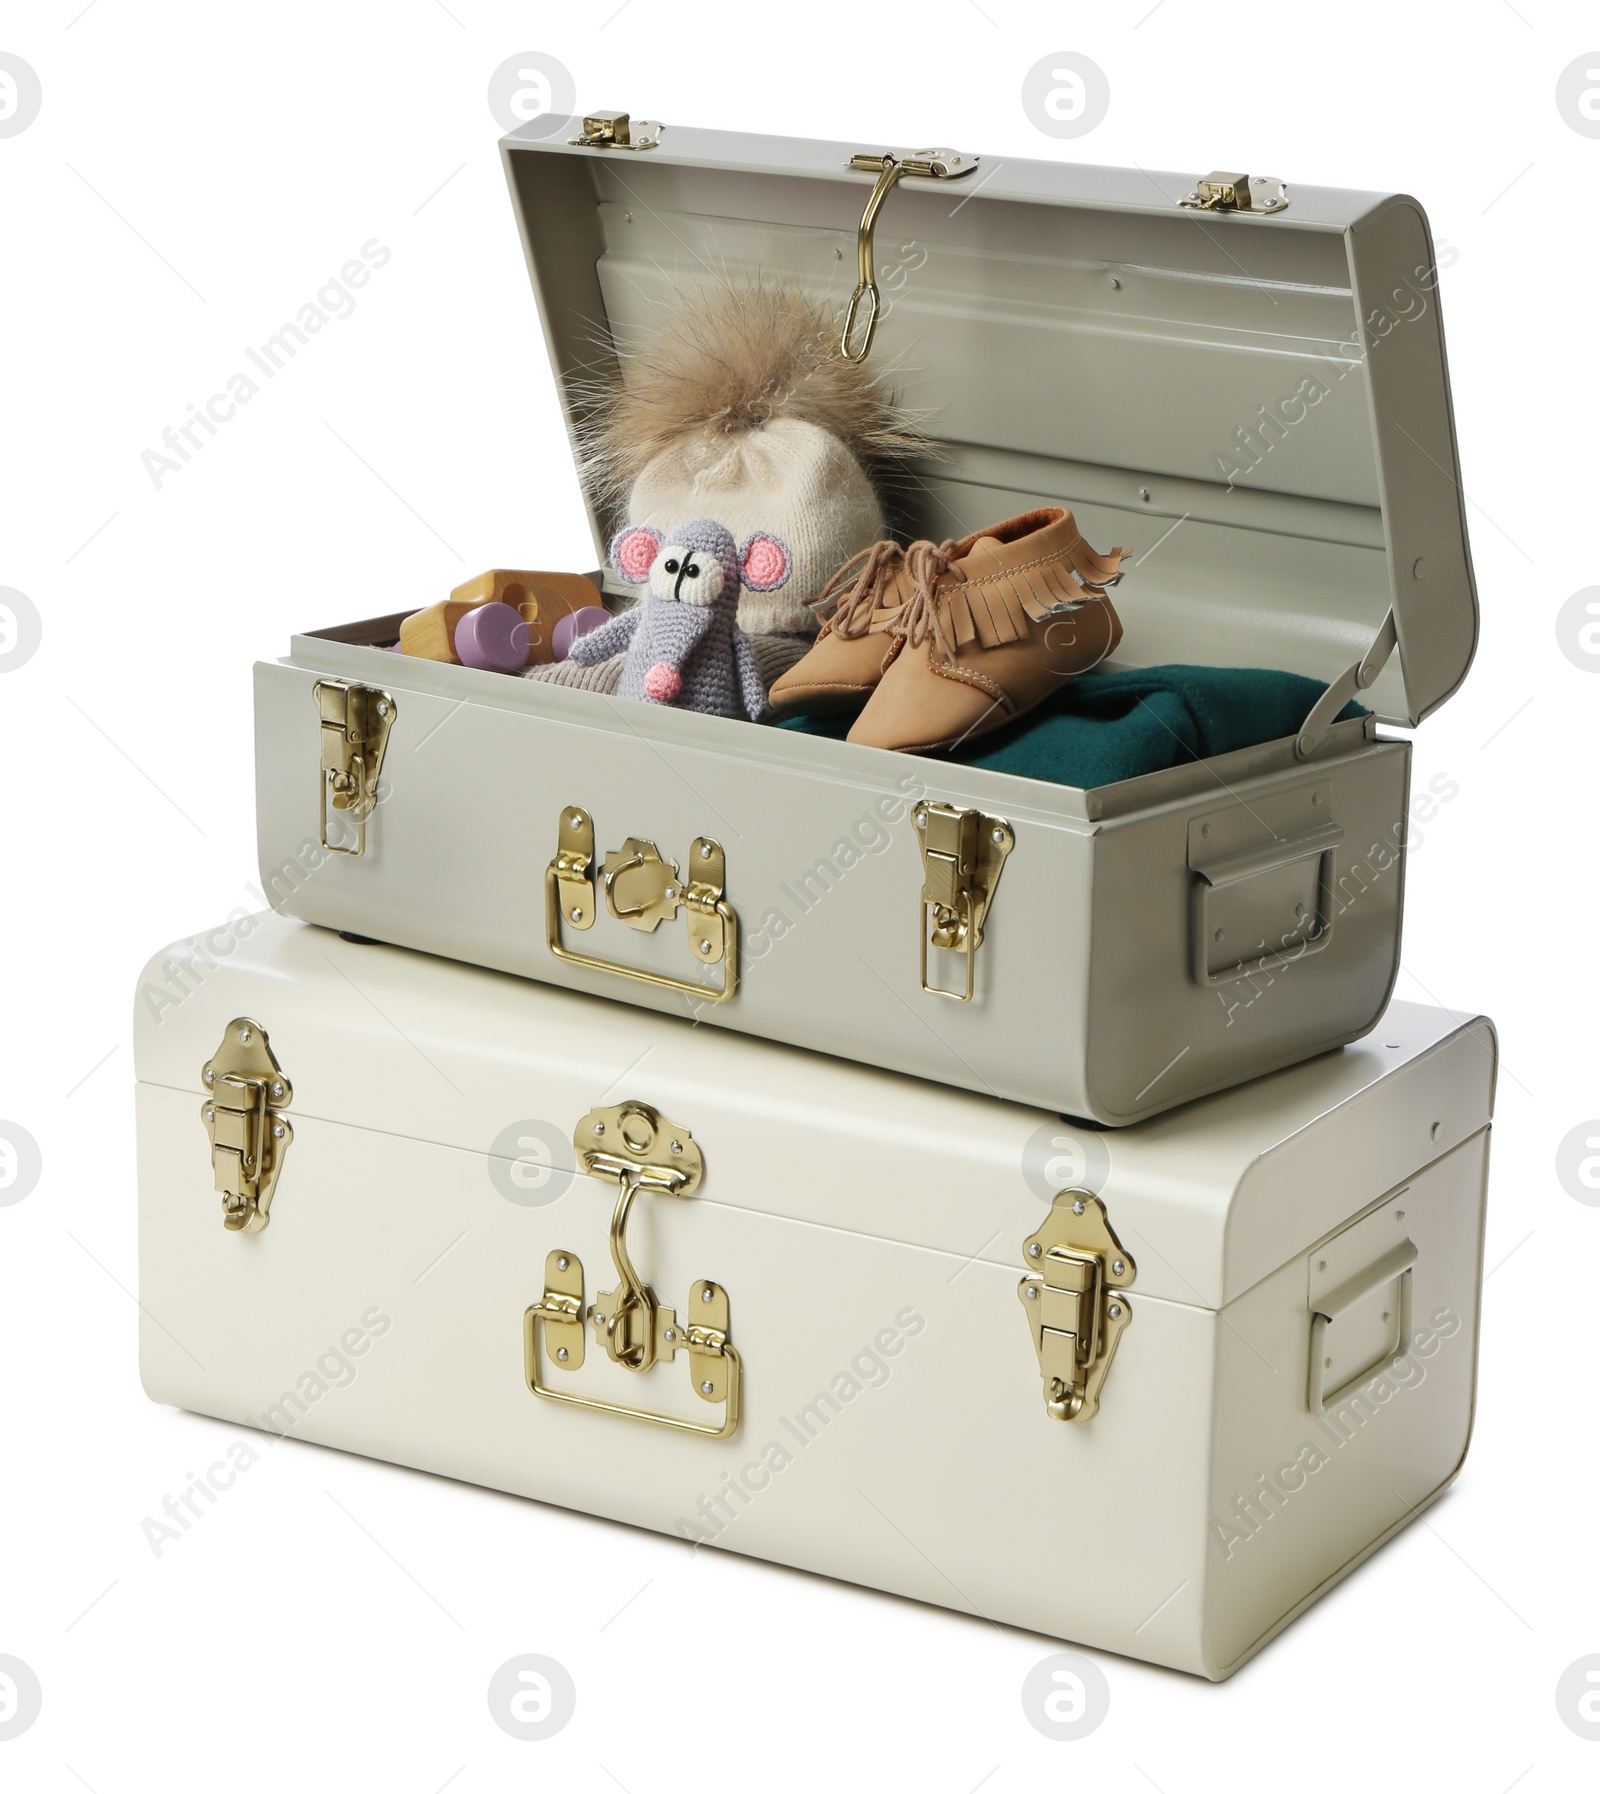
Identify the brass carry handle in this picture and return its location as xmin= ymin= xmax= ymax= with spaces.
xmin=524 ymin=1101 xmax=741 ymax=1440
xmin=545 ymin=806 xmax=739 ymax=1004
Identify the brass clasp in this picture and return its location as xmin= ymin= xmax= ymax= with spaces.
xmin=1017 ymin=1193 xmax=1135 ymax=1423
xmin=313 ymin=680 xmax=395 ymax=857
xmin=567 ymin=109 xmax=663 ymax=151
xmin=914 ymin=802 xmax=1013 ymax=1001
xmin=524 ymin=1102 xmax=740 ymax=1439
xmin=1179 ymin=171 xmax=1289 ymax=214
xmin=200 ymin=1018 xmax=293 ymax=1233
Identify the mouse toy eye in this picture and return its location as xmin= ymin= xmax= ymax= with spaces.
xmin=683 ymin=561 xmax=700 ymax=578
xmin=663 ymin=558 xmax=679 ymax=574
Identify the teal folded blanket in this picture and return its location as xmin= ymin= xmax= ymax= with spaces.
xmin=778 ymin=664 xmax=1361 ymax=791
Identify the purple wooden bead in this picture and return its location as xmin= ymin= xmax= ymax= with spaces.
xmin=552 ymin=605 xmax=613 ymax=661
xmin=454 ymin=602 xmax=531 ymax=673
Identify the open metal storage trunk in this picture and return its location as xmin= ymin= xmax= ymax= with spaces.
xmin=253 ymin=120 xmax=1477 ymax=1124
xmin=136 ymin=914 xmax=1493 ymax=1680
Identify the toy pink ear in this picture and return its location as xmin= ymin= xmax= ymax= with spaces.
xmin=610 ymin=524 xmax=663 ymax=585
xmin=739 ymin=531 xmax=791 ymax=592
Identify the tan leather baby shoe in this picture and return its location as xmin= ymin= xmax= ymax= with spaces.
xmin=765 ymin=539 xmax=914 ymax=717
xmin=845 ymin=508 xmax=1125 ymax=753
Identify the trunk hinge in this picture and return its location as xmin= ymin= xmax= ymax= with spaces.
xmin=1294 ymin=610 xmax=1398 ymax=761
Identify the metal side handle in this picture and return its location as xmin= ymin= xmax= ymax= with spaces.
xmin=1307 ymin=1239 xmax=1417 ymax=1415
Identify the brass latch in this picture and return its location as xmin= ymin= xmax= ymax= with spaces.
xmin=1179 ymin=171 xmax=1289 ymax=214
xmin=914 ymin=801 xmax=1013 ymax=1001
xmin=568 ymin=110 xmax=663 ymax=151
xmin=525 ymin=1101 xmax=740 ymax=1439
xmin=313 ymin=679 xmax=395 ymax=857
xmin=200 ymin=1018 xmax=293 ymax=1233
xmin=545 ymin=805 xmax=738 ymax=1003
xmin=840 ymin=147 xmax=977 ymax=362
xmin=1018 ymin=1193 xmax=1135 ymax=1422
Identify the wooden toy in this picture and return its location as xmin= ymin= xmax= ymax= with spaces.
xmin=398 ymin=571 xmax=600 ymax=667
xmin=450 ymin=569 xmax=597 ymax=665
xmin=397 ymin=599 xmax=482 ymax=664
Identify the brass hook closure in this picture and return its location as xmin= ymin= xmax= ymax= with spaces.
xmin=840 ymin=157 xmax=906 ymax=363
xmin=838 ymin=147 xmax=980 ymax=364
xmin=598 ymin=1168 xmax=659 ymax=1371
xmin=524 ymin=1100 xmax=741 ymax=1439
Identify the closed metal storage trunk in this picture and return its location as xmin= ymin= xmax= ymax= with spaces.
xmin=135 ymin=914 xmax=1494 ymax=1679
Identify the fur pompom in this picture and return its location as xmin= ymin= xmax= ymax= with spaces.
xmin=573 ymin=281 xmax=935 ymax=512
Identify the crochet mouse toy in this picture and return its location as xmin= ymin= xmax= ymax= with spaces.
xmin=570 ymin=519 xmax=790 ymax=721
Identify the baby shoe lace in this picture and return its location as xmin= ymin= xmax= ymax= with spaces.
xmin=812 ymin=539 xmax=906 ymax=639
xmin=895 ymin=538 xmax=966 ymax=664
xmin=814 ymin=536 xmax=967 ymax=655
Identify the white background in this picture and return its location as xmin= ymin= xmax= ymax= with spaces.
xmin=3 ymin=1 xmax=1598 ymax=1787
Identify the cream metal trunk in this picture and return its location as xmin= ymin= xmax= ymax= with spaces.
xmin=136 ymin=913 xmax=1494 ymax=1680
xmin=252 ymin=121 xmax=1477 ymax=1124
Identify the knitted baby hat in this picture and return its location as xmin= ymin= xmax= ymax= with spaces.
xmin=578 ymin=283 xmax=930 ymax=637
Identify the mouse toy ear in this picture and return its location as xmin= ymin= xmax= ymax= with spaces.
xmin=610 ymin=524 xmax=664 ymax=585
xmin=738 ymin=531 xmax=791 ymax=592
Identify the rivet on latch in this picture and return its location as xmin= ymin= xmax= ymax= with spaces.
xmin=557 ymin=1255 xmax=569 ymax=1271
xmin=1072 ymin=1200 xmax=1086 ymax=1215
xmin=700 ymin=1380 xmax=714 ymax=1394
xmin=1028 ymin=1242 xmax=1042 ymax=1258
